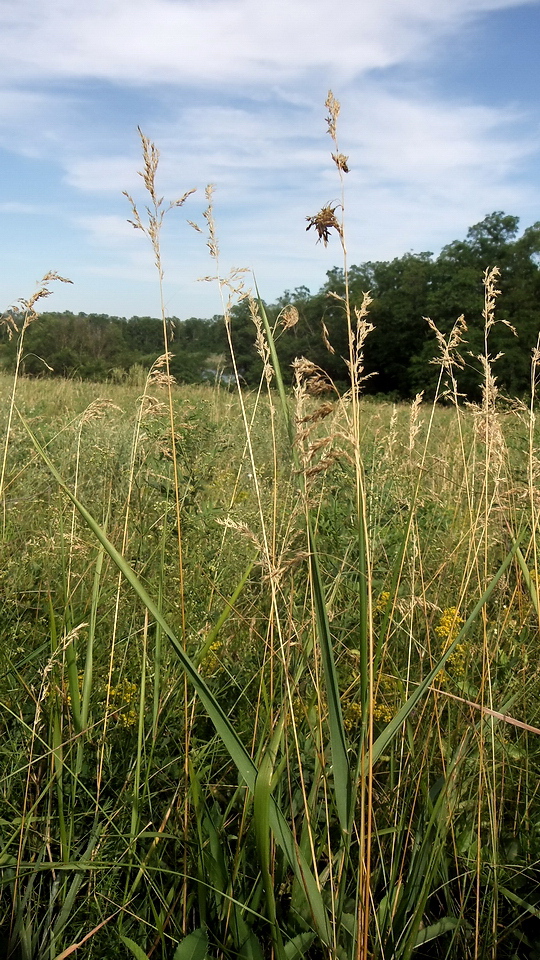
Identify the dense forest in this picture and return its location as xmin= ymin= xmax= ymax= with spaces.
xmin=2 ymin=211 xmax=540 ymax=399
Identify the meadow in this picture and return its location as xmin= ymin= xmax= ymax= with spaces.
xmin=2 ymin=97 xmax=540 ymax=960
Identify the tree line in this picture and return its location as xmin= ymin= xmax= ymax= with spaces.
xmin=2 ymin=212 xmax=540 ymax=399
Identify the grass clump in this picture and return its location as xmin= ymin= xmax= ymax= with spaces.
xmin=1 ymin=96 xmax=540 ymax=960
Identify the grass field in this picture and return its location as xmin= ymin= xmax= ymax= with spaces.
xmin=2 ymin=354 xmax=540 ymax=960
xmin=2 ymin=99 xmax=540 ymax=960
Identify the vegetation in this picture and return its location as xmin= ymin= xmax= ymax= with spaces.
xmin=2 ymin=94 xmax=540 ymax=959
xmin=2 ymin=212 xmax=540 ymax=400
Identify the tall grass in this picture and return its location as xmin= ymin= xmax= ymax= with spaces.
xmin=1 ymin=95 xmax=540 ymax=960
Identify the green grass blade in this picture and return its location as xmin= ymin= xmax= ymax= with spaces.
xmin=253 ymin=722 xmax=285 ymax=960
xmin=120 ymin=936 xmax=149 ymax=960
xmin=514 ymin=543 xmax=539 ymax=617
xmin=413 ymin=917 xmax=460 ymax=947
xmin=368 ymin=534 xmax=523 ymax=769
xmin=20 ymin=410 xmax=331 ymax=947
xmin=193 ymin=559 xmax=254 ymax=668
xmin=307 ymin=525 xmax=352 ymax=833
xmin=257 ymin=295 xmax=352 ymax=834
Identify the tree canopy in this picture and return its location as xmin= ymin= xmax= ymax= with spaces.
xmin=2 ymin=212 xmax=540 ymax=399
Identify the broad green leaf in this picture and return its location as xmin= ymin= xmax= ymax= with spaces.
xmin=414 ymin=917 xmax=459 ymax=946
xmin=234 ymin=915 xmax=264 ymax=960
xmin=283 ymin=932 xmax=316 ymax=959
xmin=173 ymin=927 xmax=209 ymax=960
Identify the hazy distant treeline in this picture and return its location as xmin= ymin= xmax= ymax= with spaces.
xmin=2 ymin=211 xmax=540 ymax=399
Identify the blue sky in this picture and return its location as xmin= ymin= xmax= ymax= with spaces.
xmin=1 ymin=0 xmax=539 ymax=320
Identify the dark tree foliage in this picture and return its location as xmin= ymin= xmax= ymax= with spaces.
xmin=1 ymin=212 xmax=539 ymax=398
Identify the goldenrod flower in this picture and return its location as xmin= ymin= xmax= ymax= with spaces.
xmin=435 ymin=607 xmax=463 ymax=647
xmin=375 ymin=591 xmax=391 ymax=614
xmin=200 ymin=640 xmax=223 ymax=678
xmin=108 ymin=678 xmax=138 ymax=727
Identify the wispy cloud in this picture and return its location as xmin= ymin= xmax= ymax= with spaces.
xmin=0 ymin=0 xmax=539 ymax=318
xmin=1 ymin=0 xmax=538 ymax=87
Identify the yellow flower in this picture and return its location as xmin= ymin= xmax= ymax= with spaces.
xmin=375 ymin=591 xmax=391 ymax=614
xmin=108 ymin=678 xmax=139 ymax=727
xmin=200 ymin=640 xmax=223 ymax=677
xmin=435 ymin=607 xmax=463 ymax=648
xmin=435 ymin=609 xmax=469 ymax=682
xmin=344 ymin=702 xmax=363 ymax=732
xmin=372 ymin=701 xmax=394 ymax=724
xmin=446 ymin=643 xmax=468 ymax=677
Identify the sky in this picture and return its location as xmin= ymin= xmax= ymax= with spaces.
xmin=1 ymin=0 xmax=539 ymax=321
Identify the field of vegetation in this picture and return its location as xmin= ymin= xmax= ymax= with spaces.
xmin=2 ymin=97 xmax=540 ymax=960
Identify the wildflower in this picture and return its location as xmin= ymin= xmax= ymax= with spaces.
xmin=435 ymin=607 xmax=464 ymax=647
xmin=445 ymin=643 xmax=468 ymax=677
xmin=108 ymin=678 xmax=138 ymax=727
xmin=435 ymin=608 xmax=468 ymax=681
xmin=344 ymin=675 xmax=399 ymax=732
xmin=372 ymin=701 xmax=394 ymax=724
xmin=200 ymin=641 xmax=223 ymax=678
xmin=375 ymin=591 xmax=391 ymax=614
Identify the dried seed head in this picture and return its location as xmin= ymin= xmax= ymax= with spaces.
xmin=325 ymin=90 xmax=340 ymax=142
xmin=169 ymin=189 xmax=196 ymax=210
xmin=137 ymin=126 xmax=161 ymax=207
xmin=138 ymin=394 xmax=168 ymax=418
xmin=279 ymin=305 xmax=299 ymax=331
xmin=203 ymin=184 xmax=219 ymax=261
xmin=332 ymin=152 xmax=349 ymax=173
xmin=426 ymin=314 xmax=467 ymax=371
xmin=306 ymin=203 xmax=342 ymax=247
xmin=146 ymin=352 xmax=177 ymax=387
xmin=297 ymin=401 xmax=334 ymax=425
xmin=250 ymin=299 xmax=274 ymax=385
xmin=80 ymin=398 xmax=120 ymax=426
xmin=322 ymin=321 xmax=335 ymax=354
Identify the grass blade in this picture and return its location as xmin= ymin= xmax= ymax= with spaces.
xmin=19 ymin=409 xmax=332 ymax=946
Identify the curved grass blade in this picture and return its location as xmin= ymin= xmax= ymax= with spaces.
xmin=19 ymin=410 xmax=331 ymax=947
xmin=256 ymin=292 xmax=352 ymax=834
xmin=367 ymin=533 xmax=523 ymax=770
xmin=253 ymin=722 xmax=286 ymax=960
xmin=120 ymin=937 xmax=148 ymax=960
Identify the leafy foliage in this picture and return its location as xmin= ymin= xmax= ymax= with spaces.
xmin=2 ymin=213 xmax=540 ymax=398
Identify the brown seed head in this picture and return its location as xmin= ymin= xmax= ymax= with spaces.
xmin=306 ymin=203 xmax=342 ymax=246
xmin=332 ymin=152 xmax=349 ymax=173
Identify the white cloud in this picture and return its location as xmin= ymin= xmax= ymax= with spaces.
xmin=65 ymin=157 xmax=142 ymax=193
xmin=75 ymin=213 xmax=138 ymax=246
xmin=59 ymin=84 xmax=540 ymax=290
xmin=0 ymin=0 xmax=539 ymax=320
xmin=0 ymin=201 xmax=55 ymax=215
xmin=0 ymin=0 xmax=538 ymax=87
xmin=342 ymin=89 xmax=536 ymax=190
